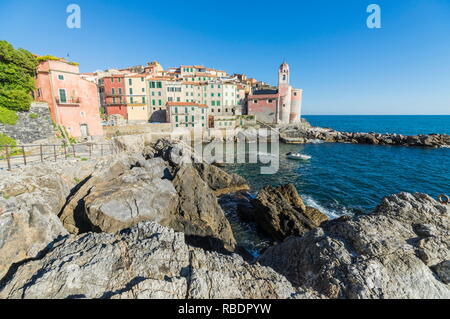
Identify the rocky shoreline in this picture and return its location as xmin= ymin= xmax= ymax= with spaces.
xmin=0 ymin=138 xmax=448 ymax=299
xmin=279 ymin=123 xmax=450 ymax=148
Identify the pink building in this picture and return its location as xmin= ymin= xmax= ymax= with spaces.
xmin=35 ymin=59 xmax=103 ymax=137
xmin=247 ymin=62 xmax=303 ymax=124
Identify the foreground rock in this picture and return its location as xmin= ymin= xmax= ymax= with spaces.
xmin=0 ymin=160 xmax=98 ymax=279
xmin=259 ymin=193 xmax=450 ymax=299
xmin=250 ymin=184 xmax=328 ymax=241
xmin=0 ymin=139 xmax=247 ymax=280
xmin=0 ymin=222 xmax=313 ymax=299
xmin=280 ymin=125 xmax=450 ymax=148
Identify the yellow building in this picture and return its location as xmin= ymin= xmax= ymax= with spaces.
xmin=125 ymin=74 xmax=149 ymax=123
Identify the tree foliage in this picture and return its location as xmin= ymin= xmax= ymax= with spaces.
xmin=0 ymin=40 xmax=38 ymax=112
xmin=0 ymin=106 xmax=18 ymax=125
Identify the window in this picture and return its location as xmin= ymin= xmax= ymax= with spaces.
xmin=254 ymin=100 xmax=258 ymax=103
xmin=142 ymin=88 xmax=145 ymax=93
xmin=158 ymin=100 xmax=162 ymax=106
xmin=212 ymin=101 xmax=216 ymax=106
xmin=111 ymin=78 xmax=115 ymax=83
xmin=59 ymin=89 xmax=67 ymax=103
xmin=118 ymin=88 xmax=122 ymax=94
xmin=142 ymin=97 xmax=146 ymax=103
xmin=152 ymin=92 xmax=155 ymax=96
xmin=58 ymin=75 xmax=64 ymax=80
xmin=218 ymin=93 xmax=221 ymax=97
xmin=118 ymin=78 xmax=122 ymax=83
xmin=268 ymin=99 xmax=272 ymax=103
xmin=175 ymin=115 xmax=178 ymax=122
xmin=112 ymin=88 xmax=116 ymax=95
xmin=130 ymin=97 xmax=134 ymax=103
xmin=141 ymin=77 xmax=144 ymax=82
xmin=129 ymin=88 xmax=133 ymax=95
xmin=175 ymin=107 xmax=178 ymax=113
xmin=157 ymin=82 xmax=162 ymax=88
xmin=217 ymin=101 xmax=221 ymax=106
xmin=152 ymin=100 xmax=156 ymax=106
xmin=129 ymin=79 xmax=133 ymax=85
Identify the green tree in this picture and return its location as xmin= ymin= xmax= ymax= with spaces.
xmin=0 ymin=40 xmax=38 ymax=112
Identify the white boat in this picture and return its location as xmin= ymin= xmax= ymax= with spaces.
xmin=286 ymin=152 xmax=312 ymax=160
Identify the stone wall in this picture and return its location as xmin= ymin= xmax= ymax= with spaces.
xmin=0 ymin=102 xmax=55 ymax=144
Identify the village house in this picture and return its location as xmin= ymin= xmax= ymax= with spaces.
xmin=35 ymin=58 xmax=103 ymax=137
xmin=125 ymin=74 xmax=149 ymax=123
xmin=98 ymin=74 xmax=128 ymax=119
xmin=166 ymin=102 xmax=209 ymax=129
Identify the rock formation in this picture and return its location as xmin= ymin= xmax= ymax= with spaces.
xmin=280 ymin=125 xmax=450 ymax=148
xmin=250 ymin=184 xmax=328 ymax=241
xmin=0 ymin=222 xmax=307 ymax=299
xmin=259 ymin=193 xmax=450 ymax=299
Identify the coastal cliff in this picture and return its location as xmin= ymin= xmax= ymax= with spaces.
xmin=0 ymin=138 xmax=448 ymax=299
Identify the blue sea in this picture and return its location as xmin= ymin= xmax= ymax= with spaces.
xmin=224 ymin=116 xmax=450 ymax=220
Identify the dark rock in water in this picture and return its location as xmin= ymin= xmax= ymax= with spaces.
xmin=237 ymin=201 xmax=257 ymax=222
xmin=259 ymin=193 xmax=450 ymax=299
xmin=280 ymin=126 xmax=450 ymax=148
xmin=251 ymin=184 xmax=328 ymax=241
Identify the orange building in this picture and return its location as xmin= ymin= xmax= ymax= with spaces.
xmin=35 ymin=58 xmax=103 ymax=137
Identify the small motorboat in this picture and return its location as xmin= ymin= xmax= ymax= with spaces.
xmin=286 ymin=152 xmax=312 ymax=160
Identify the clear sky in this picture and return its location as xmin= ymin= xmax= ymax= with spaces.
xmin=1 ymin=0 xmax=449 ymax=115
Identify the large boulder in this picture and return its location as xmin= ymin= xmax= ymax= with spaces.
xmin=0 ymin=160 xmax=98 ymax=280
xmin=251 ymin=184 xmax=328 ymax=241
xmin=83 ymin=159 xmax=178 ymax=233
xmin=59 ymin=153 xmax=149 ymax=234
xmin=0 ymin=222 xmax=312 ymax=299
xmin=259 ymin=193 xmax=450 ymax=299
xmin=171 ymin=165 xmax=236 ymax=250
xmin=193 ymin=163 xmax=249 ymax=195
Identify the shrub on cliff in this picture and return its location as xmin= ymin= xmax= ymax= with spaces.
xmin=0 ymin=40 xmax=38 ymax=112
xmin=0 ymin=106 xmax=18 ymax=125
xmin=0 ymin=133 xmax=16 ymax=146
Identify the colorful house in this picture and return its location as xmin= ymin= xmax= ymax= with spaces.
xmin=166 ymin=102 xmax=208 ymax=129
xmin=125 ymin=74 xmax=150 ymax=123
xmin=99 ymin=74 xmax=128 ymax=119
xmin=35 ymin=58 xmax=103 ymax=137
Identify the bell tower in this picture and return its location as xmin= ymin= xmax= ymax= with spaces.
xmin=278 ymin=62 xmax=291 ymax=124
xmin=278 ymin=62 xmax=290 ymax=89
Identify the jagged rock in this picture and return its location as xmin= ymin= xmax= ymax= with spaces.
xmin=251 ymin=184 xmax=328 ymax=241
xmin=259 ymin=193 xmax=450 ymax=299
xmin=84 ymin=160 xmax=178 ymax=233
xmin=59 ymin=153 xmax=149 ymax=234
xmin=0 ymin=160 xmax=98 ymax=279
xmin=280 ymin=126 xmax=450 ymax=148
xmin=0 ymin=222 xmax=305 ymax=299
xmin=172 ymin=165 xmax=236 ymax=250
xmin=193 ymin=163 xmax=249 ymax=195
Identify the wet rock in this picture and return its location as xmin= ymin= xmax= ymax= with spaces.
xmin=251 ymin=184 xmax=328 ymax=241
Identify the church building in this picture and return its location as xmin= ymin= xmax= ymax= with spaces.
xmin=247 ymin=62 xmax=303 ymax=124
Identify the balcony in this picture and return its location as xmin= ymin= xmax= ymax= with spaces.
xmin=55 ymin=97 xmax=81 ymax=106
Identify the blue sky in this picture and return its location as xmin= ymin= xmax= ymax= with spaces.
xmin=1 ymin=0 xmax=449 ymax=115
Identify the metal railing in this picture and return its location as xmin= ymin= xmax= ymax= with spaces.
xmin=0 ymin=142 xmax=117 ymax=170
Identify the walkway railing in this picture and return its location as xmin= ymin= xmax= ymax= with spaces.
xmin=0 ymin=142 xmax=118 ymax=170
